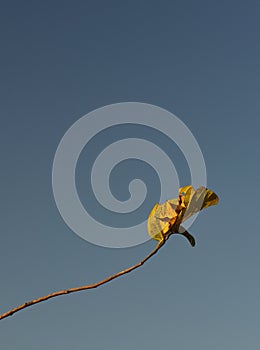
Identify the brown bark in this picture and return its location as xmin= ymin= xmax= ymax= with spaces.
xmin=0 ymin=237 xmax=169 ymax=321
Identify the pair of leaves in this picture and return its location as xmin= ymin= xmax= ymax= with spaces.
xmin=147 ymin=185 xmax=218 ymax=245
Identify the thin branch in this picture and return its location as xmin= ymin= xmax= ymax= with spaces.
xmin=0 ymin=235 xmax=169 ymax=321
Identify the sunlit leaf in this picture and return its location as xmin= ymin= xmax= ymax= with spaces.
xmin=147 ymin=185 xmax=218 ymax=243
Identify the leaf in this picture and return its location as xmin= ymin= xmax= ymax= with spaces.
xmin=179 ymin=186 xmax=218 ymax=224
xmin=147 ymin=203 xmax=164 ymax=242
xmin=147 ymin=185 xmax=218 ymax=243
xmin=147 ymin=195 xmax=184 ymax=242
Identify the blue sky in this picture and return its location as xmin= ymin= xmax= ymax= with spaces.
xmin=0 ymin=1 xmax=259 ymax=349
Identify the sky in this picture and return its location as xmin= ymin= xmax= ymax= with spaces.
xmin=0 ymin=0 xmax=259 ymax=349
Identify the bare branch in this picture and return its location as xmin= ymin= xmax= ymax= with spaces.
xmin=0 ymin=236 xmax=168 ymax=321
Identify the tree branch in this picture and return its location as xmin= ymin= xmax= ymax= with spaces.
xmin=0 ymin=236 xmax=169 ymax=321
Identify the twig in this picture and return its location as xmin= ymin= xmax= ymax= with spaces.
xmin=0 ymin=235 xmax=169 ymax=321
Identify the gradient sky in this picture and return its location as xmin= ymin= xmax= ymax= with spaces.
xmin=0 ymin=1 xmax=259 ymax=349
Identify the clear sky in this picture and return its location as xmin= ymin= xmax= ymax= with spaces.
xmin=0 ymin=1 xmax=259 ymax=349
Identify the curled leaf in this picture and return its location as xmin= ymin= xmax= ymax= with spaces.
xmin=147 ymin=185 xmax=218 ymax=243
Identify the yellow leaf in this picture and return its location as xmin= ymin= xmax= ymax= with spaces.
xmin=147 ymin=203 xmax=164 ymax=241
xmin=147 ymin=185 xmax=218 ymax=242
xmin=180 ymin=186 xmax=218 ymax=223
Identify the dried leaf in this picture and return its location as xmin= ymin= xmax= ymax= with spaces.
xmin=147 ymin=185 xmax=218 ymax=243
